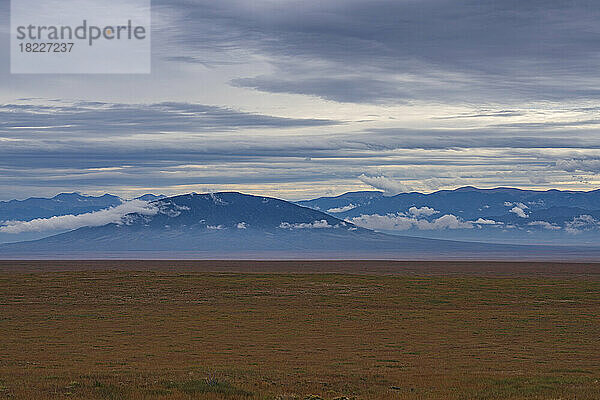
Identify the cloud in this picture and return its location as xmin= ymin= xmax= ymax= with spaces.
xmin=207 ymin=225 xmax=225 ymax=230
xmin=565 ymin=215 xmax=600 ymax=234
xmin=155 ymin=201 xmax=190 ymax=218
xmin=232 ymin=76 xmax=409 ymax=104
xmin=423 ymin=215 xmax=473 ymax=230
xmin=0 ymin=102 xmax=339 ymax=139
xmin=556 ymin=159 xmax=600 ymax=174
xmin=279 ymin=220 xmax=334 ymax=229
xmin=2 ymin=0 xmax=600 ymax=202
xmin=408 ymin=206 xmax=439 ymax=217
xmin=347 ymin=213 xmax=472 ymax=231
xmin=358 ymin=175 xmax=412 ymax=195
xmin=160 ymin=0 xmax=600 ymax=104
xmin=505 ymin=201 xmax=529 ymax=218
xmin=5 ymin=0 xmax=600 ymax=106
xmin=504 ymin=202 xmax=528 ymax=209
xmin=326 ymin=204 xmax=357 ymax=213
xmin=2 ymin=97 xmax=600 ymax=201
xmin=347 ymin=214 xmax=414 ymax=231
xmin=529 ymin=174 xmax=549 ymax=184
xmin=433 ymin=110 xmax=525 ymax=120
xmin=528 ymin=221 xmax=561 ymax=230
xmin=472 ymin=218 xmax=503 ymax=225
xmin=0 ymin=200 xmax=157 ymax=234
xmin=509 ymin=206 xmax=529 ymax=218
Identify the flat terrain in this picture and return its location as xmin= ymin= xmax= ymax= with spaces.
xmin=0 ymin=261 xmax=599 ymax=399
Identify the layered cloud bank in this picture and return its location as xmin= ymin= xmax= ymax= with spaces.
xmin=0 ymin=200 xmax=158 ymax=234
xmin=347 ymin=213 xmax=474 ymax=232
xmin=1 ymin=100 xmax=600 ymax=201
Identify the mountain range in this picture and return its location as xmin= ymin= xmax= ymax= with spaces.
xmin=0 ymin=193 xmax=165 ymax=244
xmin=0 ymin=193 xmax=122 ymax=222
xmin=0 ymin=188 xmax=599 ymax=259
xmin=0 ymin=192 xmax=165 ymax=221
xmin=297 ymin=187 xmax=600 ymax=245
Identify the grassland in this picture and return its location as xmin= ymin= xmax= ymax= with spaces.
xmin=0 ymin=261 xmax=598 ymax=399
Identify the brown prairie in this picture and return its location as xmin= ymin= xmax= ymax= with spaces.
xmin=0 ymin=261 xmax=598 ymax=399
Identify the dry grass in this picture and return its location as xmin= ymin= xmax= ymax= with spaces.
xmin=0 ymin=261 xmax=599 ymax=399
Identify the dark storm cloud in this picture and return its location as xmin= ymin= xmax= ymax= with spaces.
xmin=155 ymin=0 xmax=600 ymax=104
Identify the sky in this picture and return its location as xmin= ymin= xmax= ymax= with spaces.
xmin=1 ymin=0 xmax=600 ymax=201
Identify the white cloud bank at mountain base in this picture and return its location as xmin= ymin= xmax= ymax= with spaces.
xmin=408 ymin=206 xmax=439 ymax=217
xmin=279 ymin=220 xmax=336 ymax=229
xmin=528 ymin=221 xmax=561 ymax=230
xmin=0 ymin=200 xmax=158 ymax=234
xmin=327 ymin=204 xmax=357 ymax=213
xmin=279 ymin=220 xmax=352 ymax=230
xmin=347 ymin=213 xmax=473 ymax=231
xmin=473 ymin=218 xmax=503 ymax=225
xmin=565 ymin=215 xmax=600 ymax=234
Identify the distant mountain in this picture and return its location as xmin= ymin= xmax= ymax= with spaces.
xmin=298 ymin=187 xmax=600 ymax=219
xmin=0 ymin=193 xmax=122 ymax=222
xmin=298 ymin=191 xmax=385 ymax=213
xmin=134 ymin=194 xmax=167 ymax=202
xmin=0 ymin=192 xmax=165 ymax=244
xmin=1 ymin=192 xmax=599 ymax=259
xmin=0 ymin=193 xmax=167 ymax=223
xmin=297 ymin=187 xmax=600 ymax=245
